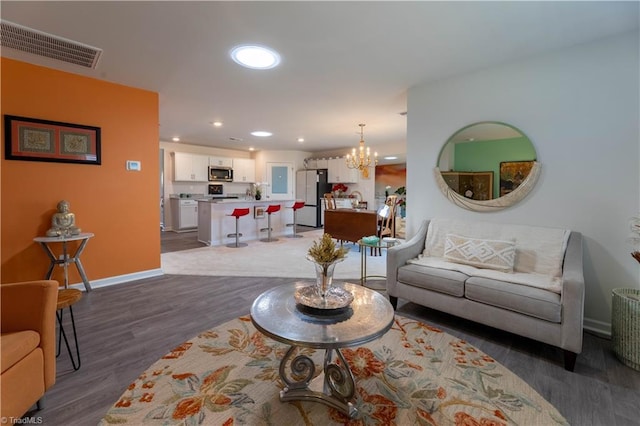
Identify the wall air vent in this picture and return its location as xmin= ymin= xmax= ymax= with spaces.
xmin=0 ymin=20 xmax=102 ymax=69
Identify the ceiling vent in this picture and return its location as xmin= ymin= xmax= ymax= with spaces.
xmin=0 ymin=20 xmax=102 ymax=69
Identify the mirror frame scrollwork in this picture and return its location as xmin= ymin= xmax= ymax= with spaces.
xmin=434 ymin=162 xmax=541 ymax=212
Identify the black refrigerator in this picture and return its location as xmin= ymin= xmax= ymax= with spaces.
xmin=295 ymin=169 xmax=332 ymax=227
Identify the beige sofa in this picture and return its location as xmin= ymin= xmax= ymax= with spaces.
xmin=1 ymin=280 xmax=58 ymax=419
xmin=387 ymin=218 xmax=584 ymax=371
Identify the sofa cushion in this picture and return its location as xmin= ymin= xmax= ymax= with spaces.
xmin=0 ymin=331 xmax=40 ymax=374
xmin=444 ymin=233 xmax=516 ymax=272
xmin=465 ymin=276 xmax=562 ymax=323
xmin=407 ymin=256 xmax=562 ymax=293
xmin=398 ymin=263 xmax=467 ymax=297
xmin=423 ymin=218 xmax=570 ymax=278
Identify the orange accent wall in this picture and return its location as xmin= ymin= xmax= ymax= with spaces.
xmin=1 ymin=58 xmax=160 ymax=284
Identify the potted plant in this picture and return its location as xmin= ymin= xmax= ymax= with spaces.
xmin=253 ymin=183 xmax=262 ymax=200
xmin=395 ymin=186 xmax=406 ymax=218
xmin=307 ymin=233 xmax=347 ymax=297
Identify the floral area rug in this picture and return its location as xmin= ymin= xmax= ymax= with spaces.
xmin=100 ymin=315 xmax=567 ymax=425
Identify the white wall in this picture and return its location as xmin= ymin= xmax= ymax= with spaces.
xmin=406 ymin=32 xmax=639 ymax=333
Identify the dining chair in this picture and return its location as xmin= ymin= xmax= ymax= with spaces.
xmin=372 ymin=195 xmax=398 ymax=255
xmin=323 ymin=193 xmax=336 ymax=210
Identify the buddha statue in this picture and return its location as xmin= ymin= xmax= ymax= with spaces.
xmin=46 ymin=200 xmax=81 ymax=237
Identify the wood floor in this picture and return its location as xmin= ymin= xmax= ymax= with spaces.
xmin=30 ymin=233 xmax=640 ymax=425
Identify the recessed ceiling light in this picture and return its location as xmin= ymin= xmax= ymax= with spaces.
xmin=297 ymin=138 xmax=305 ymax=143
xmin=230 ymin=45 xmax=280 ymax=70
xmin=251 ymin=131 xmax=272 ymax=137
xmin=384 ymin=156 xmax=398 ymax=160
xmin=212 ymin=121 xmax=223 ymax=127
xmin=172 ymin=137 xmax=180 ymax=142
xmin=249 ymin=147 xmax=255 ymax=151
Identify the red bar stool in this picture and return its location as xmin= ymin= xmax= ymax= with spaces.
xmin=260 ymin=204 xmax=281 ymax=242
xmin=286 ymin=201 xmax=306 ymax=238
xmin=226 ymin=208 xmax=250 ymax=248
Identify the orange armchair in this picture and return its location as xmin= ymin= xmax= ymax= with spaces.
xmin=1 ymin=280 xmax=58 ymax=419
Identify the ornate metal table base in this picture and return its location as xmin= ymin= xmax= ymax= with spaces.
xmin=279 ymin=346 xmax=357 ymax=418
xmin=250 ymin=283 xmax=394 ymax=419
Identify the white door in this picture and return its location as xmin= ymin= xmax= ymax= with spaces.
xmin=266 ymin=162 xmax=294 ymax=201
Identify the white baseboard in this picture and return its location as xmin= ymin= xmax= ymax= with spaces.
xmin=584 ymin=317 xmax=611 ymax=338
xmin=68 ymin=268 xmax=164 ymax=292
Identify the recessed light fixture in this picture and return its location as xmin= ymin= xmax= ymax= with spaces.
xmin=251 ymin=131 xmax=272 ymax=137
xmin=249 ymin=147 xmax=255 ymax=151
xmin=172 ymin=137 xmax=180 ymax=142
xmin=384 ymin=156 xmax=398 ymax=160
xmin=212 ymin=121 xmax=223 ymax=127
xmin=297 ymin=138 xmax=305 ymax=143
xmin=230 ymin=44 xmax=281 ymax=70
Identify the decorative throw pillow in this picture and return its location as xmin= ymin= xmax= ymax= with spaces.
xmin=444 ymin=234 xmax=516 ymax=272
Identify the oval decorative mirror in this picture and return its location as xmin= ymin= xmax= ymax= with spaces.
xmin=434 ymin=121 xmax=540 ymax=212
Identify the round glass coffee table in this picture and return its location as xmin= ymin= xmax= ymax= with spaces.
xmin=250 ymin=281 xmax=394 ymax=418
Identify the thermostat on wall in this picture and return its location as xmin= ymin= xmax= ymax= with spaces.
xmin=126 ymin=160 xmax=141 ymax=171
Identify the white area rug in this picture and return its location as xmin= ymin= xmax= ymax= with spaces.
xmin=161 ymin=230 xmax=386 ymax=280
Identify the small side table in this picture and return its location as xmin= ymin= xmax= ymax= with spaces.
xmin=34 ymin=233 xmax=94 ymax=292
xmin=612 ymin=288 xmax=640 ymax=371
xmin=357 ymin=238 xmax=402 ymax=288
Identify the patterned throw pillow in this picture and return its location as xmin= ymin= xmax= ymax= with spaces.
xmin=444 ymin=234 xmax=516 ymax=272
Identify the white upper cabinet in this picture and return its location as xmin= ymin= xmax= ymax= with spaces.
xmin=232 ymin=158 xmax=256 ymax=183
xmin=209 ymin=156 xmax=233 ymax=168
xmin=173 ymin=152 xmax=209 ymax=181
xmin=327 ymin=157 xmax=358 ymax=183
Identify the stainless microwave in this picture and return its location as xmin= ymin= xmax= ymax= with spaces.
xmin=208 ymin=166 xmax=233 ymax=182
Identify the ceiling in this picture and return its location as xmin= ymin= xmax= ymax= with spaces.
xmin=1 ymin=1 xmax=637 ymax=164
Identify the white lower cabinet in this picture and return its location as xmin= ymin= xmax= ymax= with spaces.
xmin=171 ymin=199 xmax=198 ymax=231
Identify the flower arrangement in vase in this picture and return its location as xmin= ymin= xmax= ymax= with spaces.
xmin=332 ymin=183 xmax=348 ymax=198
xmin=253 ymin=183 xmax=262 ymax=200
xmin=307 ymin=233 xmax=347 ymax=297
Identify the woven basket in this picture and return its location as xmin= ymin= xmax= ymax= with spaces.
xmin=612 ymin=288 xmax=640 ymax=371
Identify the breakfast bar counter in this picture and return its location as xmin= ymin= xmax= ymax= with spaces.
xmin=197 ymin=199 xmax=295 ymax=246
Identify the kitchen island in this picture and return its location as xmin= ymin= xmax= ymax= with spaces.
xmin=197 ymin=199 xmax=295 ymax=246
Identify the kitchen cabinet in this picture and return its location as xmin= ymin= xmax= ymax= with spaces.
xmin=232 ymin=158 xmax=256 ymax=183
xmin=305 ymin=158 xmax=329 ymax=169
xmin=170 ymin=198 xmax=198 ymax=231
xmin=173 ymin=152 xmax=209 ymax=182
xmin=328 ymin=157 xmax=358 ymax=183
xmin=209 ymin=156 xmax=233 ymax=168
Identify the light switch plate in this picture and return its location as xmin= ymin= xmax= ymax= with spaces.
xmin=126 ymin=160 xmax=141 ymax=171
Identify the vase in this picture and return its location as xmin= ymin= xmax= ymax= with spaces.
xmin=307 ymin=257 xmax=343 ymax=299
xmin=255 ymin=194 xmax=261 ymax=200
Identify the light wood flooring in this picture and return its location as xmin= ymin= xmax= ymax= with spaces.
xmin=28 ymin=232 xmax=640 ymax=425
xmin=160 ymin=225 xmax=318 ymax=253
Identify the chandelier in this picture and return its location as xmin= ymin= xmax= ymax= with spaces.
xmin=346 ymin=123 xmax=378 ymax=178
